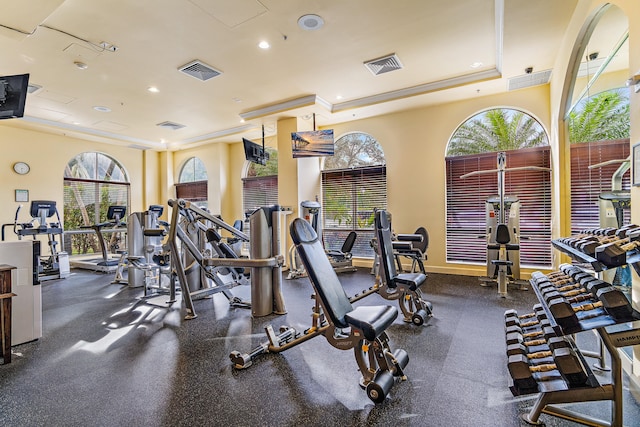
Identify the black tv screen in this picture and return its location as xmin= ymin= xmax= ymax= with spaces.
xmin=243 ymin=138 xmax=269 ymax=166
xmin=0 ymin=73 xmax=29 ymax=120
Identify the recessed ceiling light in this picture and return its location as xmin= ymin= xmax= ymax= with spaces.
xmin=147 ymin=86 xmax=159 ymax=93
xmin=336 ymin=95 xmax=343 ymax=100
xmin=258 ymin=40 xmax=270 ymax=49
xmin=93 ymin=106 xmax=111 ymax=112
xmin=298 ymin=14 xmax=324 ymax=31
xmin=470 ymin=62 xmax=483 ymax=68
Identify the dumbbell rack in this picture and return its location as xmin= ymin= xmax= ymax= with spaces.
xmin=507 ymin=266 xmax=640 ymax=426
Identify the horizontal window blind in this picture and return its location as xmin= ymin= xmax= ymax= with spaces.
xmin=322 ymin=166 xmax=386 ymax=258
xmin=63 ymin=179 xmax=130 ymax=255
xmin=446 ymin=147 xmax=552 ymax=267
xmin=242 ymin=175 xmax=278 ymax=213
xmin=242 ymin=175 xmax=278 ymax=242
xmin=570 ymin=139 xmax=630 ymax=233
xmin=175 ymin=180 xmax=208 ymax=201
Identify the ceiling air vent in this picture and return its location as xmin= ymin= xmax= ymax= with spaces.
xmin=508 ymin=70 xmax=552 ymax=91
xmin=178 ymin=60 xmax=222 ymax=81
xmin=157 ymin=121 xmax=186 ymax=130
xmin=364 ymin=53 xmax=403 ymax=76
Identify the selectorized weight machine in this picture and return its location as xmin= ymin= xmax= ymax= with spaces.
xmin=112 ymin=205 xmax=171 ymax=296
xmin=461 ymin=152 xmax=550 ymax=297
xmin=164 ymin=199 xmax=286 ymax=319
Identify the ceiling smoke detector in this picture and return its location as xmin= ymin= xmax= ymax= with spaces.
xmin=178 ymin=60 xmax=222 ymax=81
xmin=364 ymin=53 xmax=403 ymax=76
xmin=298 ymin=14 xmax=324 ymax=31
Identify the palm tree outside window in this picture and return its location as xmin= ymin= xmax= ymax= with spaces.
xmin=445 ymin=108 xmax=552 ymax=267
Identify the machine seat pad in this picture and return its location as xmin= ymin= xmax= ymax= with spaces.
xmin=345 ymin=305 xmax=398 ymax=341
xmin=393 ymin=272 xmax=426 ymax=291
xmin=505 ymin=244 xmax=520 ymax=251
xmin=491 ymin=259 xmax=513 ymax=266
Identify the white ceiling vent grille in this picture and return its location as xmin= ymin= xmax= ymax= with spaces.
xmin=508 ymin=70 xmax=552 ymax=91
xmin=178 ymin=60 xmax=222 ymax=81
xmin=364 ymin=54 xmax=403 ymax=76
xmin=157 ymin=121 xmax=186 ymax=130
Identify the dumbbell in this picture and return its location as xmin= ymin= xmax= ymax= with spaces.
xmin=508 ymin=346 xmax=589 ymax=390
xmin=506 ymin=336 xmax=569 ymax=357
xmin=504 ymin=306 xmax=546 ymax=328
xmin=596 ymin=286 xmax=634 ymax=320
xmin=547 ymin=298 xmax=603 ymax=329
xmin=506 ymin=324 xmax=556 ymax=347
xmin=614 ymin=224 xmax=640 ymax=239
xmin=595 ymin=239 xmax=640 ymax=267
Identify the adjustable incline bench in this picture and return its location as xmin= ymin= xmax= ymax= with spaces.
xmin=352 ymin=209 xmax=433 ymax=326
xmin=230 ymin=218 xmax=409 ymax=403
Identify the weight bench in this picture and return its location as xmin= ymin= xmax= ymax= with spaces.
xmin=230 ymin=218 xmax=409 ymax=403
xmin=375 ymin=210 xmax=433 ymax=325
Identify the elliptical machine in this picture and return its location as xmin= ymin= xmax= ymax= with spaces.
xmin=1 ymin=200 xmax=69 ymax=282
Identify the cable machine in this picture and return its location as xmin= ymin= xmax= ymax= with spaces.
xmin=461 ymin=152 xmax=551 ymax=296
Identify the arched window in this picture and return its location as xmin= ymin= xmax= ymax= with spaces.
xmin=175 ymin=157 xmax=208 ymax=207
xmin=445 ymin=108 xmax=552 ymax=267
xmin=242 ymin=148 xmax=278 ymax=213
xmin=322 ymin=132 xmax=386 ymax=258
xmin=568 ymin=88 xmax=631 ymax=233
xmin=63 ymin=152 xmax=130 ymax=255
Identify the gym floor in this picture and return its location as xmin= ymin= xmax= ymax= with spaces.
xmin=1 ymin=268 xmax=639 ymax=426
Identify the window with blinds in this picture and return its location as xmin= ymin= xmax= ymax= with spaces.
xmin=175 ymin=180 xmax=208 ymax=201
xmin=63 ymin=152 xmax=130 ymax=233
xmin=322 ymin=166 xmax=387 ymax=257
xmin=176 ymin=157 xmax=208 ymax=207
xmin=445 ymin=147 xmax=552 ymax=267
xmin=242 ymin=175 xmax=278 ymax=213
xmin=570 ymin=139 xmax=630 ymax=233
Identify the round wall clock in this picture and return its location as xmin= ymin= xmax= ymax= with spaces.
xmin=13 ymin=161 xmax=30 ymax=175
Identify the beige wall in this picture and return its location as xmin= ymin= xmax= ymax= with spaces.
xmin=0 ymin=123 xmax=145 ymax=218
xmin=328 ymin=84 xmax=550 ymax=274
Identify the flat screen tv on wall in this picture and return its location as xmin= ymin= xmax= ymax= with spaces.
xmin=291 ymin=129 xmax=334 ymax=158
xmin=0 ymin=73 xmax=29 ymax=120
xmin=243 ymin=138 xmax=269 ymax=166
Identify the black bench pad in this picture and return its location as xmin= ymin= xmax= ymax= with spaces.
xmin=393 ymin=272 xmax=426 ymax=291
xmin=345 ymin=305 xmax=398 ymax=341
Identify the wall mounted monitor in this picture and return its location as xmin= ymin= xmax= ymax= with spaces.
xmin=243 ymin=138 xmax=269 ymax=166
xmin=0 ymin=73 xmax=29 ymax=120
